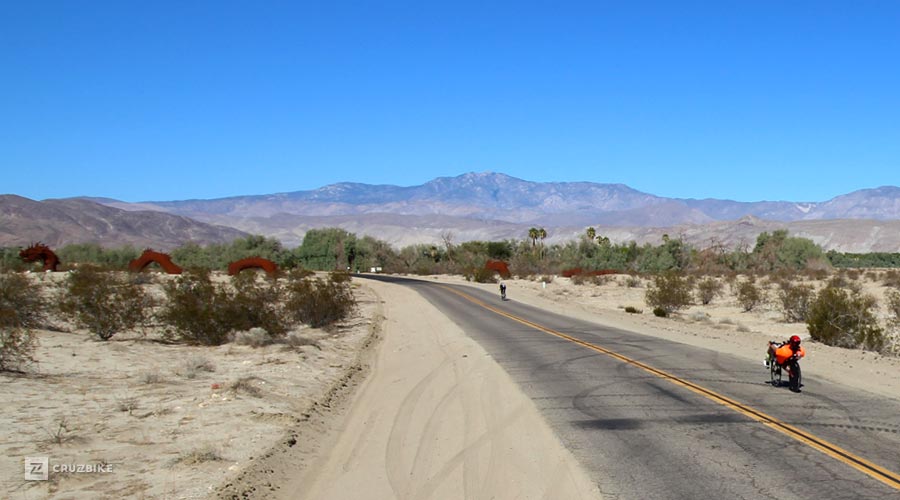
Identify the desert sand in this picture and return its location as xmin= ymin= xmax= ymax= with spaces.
xmin=3 ymin=271 xmax=899 ymax=499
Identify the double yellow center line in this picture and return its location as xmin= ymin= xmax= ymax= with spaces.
xmin=442 ymin=285 xmax=900 ymax=491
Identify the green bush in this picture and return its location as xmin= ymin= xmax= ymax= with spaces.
xmin=624 ymin=306 xmax=642 ymax=314
xmin=466 ymin=267 xmax=499 ymax=283
xmin=284 ymin=274 xmax=356 ymax=329
xmin=644 ymin=272 xmax=692 ymax=316
xmin=59 ymin=266 xmax=148 ymax=341
xmin=778 ymin=282 xmax=815 ymax=323
xmin=226 ymin=272 xmax=288 ymax=337
xmin=159 ymin=271 xmax=234 ymax=346
xmin=806 ymin=286 xmax=884 ymax=351
xmin=56 ymin=243 xmax=139 ymax=269
xmin=0 ymin=248 xmax=27 ymax=271
xmin=736 ymin=279 xmax=764 ymax=312
xmin=695 ymin=277 xmax=723 ymax=305
xmin=652 ymin=307 xmax=668 ymax=317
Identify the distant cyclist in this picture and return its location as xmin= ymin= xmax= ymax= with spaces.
xmin=499 ymin=282 xmax=507 ymax=300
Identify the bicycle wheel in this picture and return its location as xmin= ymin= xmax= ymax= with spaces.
xmin=770 ymin=360 xmax=781 ymax=387
xmin=789 ymin=361 xmax=802 ymax=392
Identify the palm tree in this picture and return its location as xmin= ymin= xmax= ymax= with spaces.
xmin=538 ymin=228 xmax=547 ymax=259
xmin=528 ymin=227 xmax=539 ymax=248
xmin=586 ymin=227 xmax=596 ymax=242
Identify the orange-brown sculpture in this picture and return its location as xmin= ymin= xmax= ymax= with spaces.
xmin=484 ymin=259 xmax=511 ymax=279
xmin=128 ymin=249 xmax=183 ymax=274
xmin=19 ymin=243 xmax=60 ymax=271
xmin=227 ymin=257 xmax=278 ymax=277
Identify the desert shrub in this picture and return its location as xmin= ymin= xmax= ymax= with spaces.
xmin=232 ymin=328 xmax=268 ymax=347
xmin=176 ymin=356 xmax=216 ymax=379
xmin=0 ymin=326 xmax=37 ymax=372
xmin=688 ymin=311 xmax=710 ymax=322
xmin=624 ymin=275 xmax=642 ymax=288
xmin=56 ymin=243 xmax=139 ymax=269
xmin=329 ymin=271 xmax=352 ymax=283
xmin=225 ymin=272 xmax=288 ymax=337
xmin=624 ymin=306 xmax=642 ymax=314
xmin=806 ymin=286 xmax=884 ymax=351
xmin=465 ymin=267 xmax=499 ymax=283
xmin=571 ymin=273 xmax=610 ymax=286
xmin=0 ymin=248 xmax=28 ymax=271
xmin=778 ymin=282 xmax=815 ymax=323
xmin=652 ymin=307 xmax=668 ymax=317
xmin=803 ymin=268 xmax=830 ymax=281
xmin=286 ymin=267 xmax=315 ymax=280
xmin=284 ymin=274 xmax=356 ymax=329
xmin=58 ymin=266 xmax=149 ymax=340
xmin=645 ymin=272 xmax=692 ymax=316
xmin=886 ymin=289 xmax=900 ymax=327
xmin=174 ymin=445 xmax=224 ymax=465
xmin=232 ymin=327 xmax=278 ymax=347
xmin=230 ymin=376 xmax=264 ymax=397
xmin=736 ymin=279 xmax=764 ymax=312
xmin=42 ymin=416 xmax=77 ymax=446
xmin=139 ymin=371 xmax=165 ymax=384
xmin=883 ymin=270 xmax=900 ymax=288
xmin=283 ymin=332 xmax=320 ymax=349
xmin=159 ymin=271 xmax=234 ymax=346
xmin=0 ymin=273 xmax=46 ymax=329
xmin=826 ymin=274 xmax=861 ymax=293
xmin=695 ymin=277 xmax=723 ymax=305
xmin=885 ymin=289 xmax=900 ymax=356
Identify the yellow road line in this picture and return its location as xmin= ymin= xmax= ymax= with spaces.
xmin=440 ymin=285 xmax=900 ymax=491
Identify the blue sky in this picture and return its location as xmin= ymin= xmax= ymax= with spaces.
xmin=2 ymin=1 xmax=898 ymax=203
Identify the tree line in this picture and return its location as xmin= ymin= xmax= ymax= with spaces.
xmin=2 ymin=228 xmax=900 ymax=275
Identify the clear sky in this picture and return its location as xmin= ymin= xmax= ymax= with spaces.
xmin=2 ymin=1 xmax=898 ymax=203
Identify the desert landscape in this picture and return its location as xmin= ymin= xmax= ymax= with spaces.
xmin=2 ymin=269 xmax=899 ymax=499
xmin=6 ymin=4 xmax=900 ymax=498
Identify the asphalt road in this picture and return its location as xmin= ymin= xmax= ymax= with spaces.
xmin=359 ymin=275 xmax=900 ymax=500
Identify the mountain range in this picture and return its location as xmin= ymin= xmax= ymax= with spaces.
xmin=0 ymin=195 xmax=247 ymax=251
xmin=3 ymin=172 xmax=900 ymax=252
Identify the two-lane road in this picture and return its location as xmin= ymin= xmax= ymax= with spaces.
xmin=360 ymin=275 xmax=900 ymax=499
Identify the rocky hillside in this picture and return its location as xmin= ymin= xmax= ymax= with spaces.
xmin=0 ymin=195 xmax=248 ymax=251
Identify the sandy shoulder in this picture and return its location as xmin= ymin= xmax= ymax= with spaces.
xmin=282 ymin=279 xmax=601 ymax=500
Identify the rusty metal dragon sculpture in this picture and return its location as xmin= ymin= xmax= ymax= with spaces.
xmin=128 ymin=249 xmax=183 ymax=274
xmin=227 ymin=257 xmax=279 ymax=277
xmin=19 ymin=243 xmax=60 ymax=271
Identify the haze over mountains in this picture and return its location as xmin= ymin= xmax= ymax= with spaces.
xmin=3 ymin=172 xmax=900 ymax=252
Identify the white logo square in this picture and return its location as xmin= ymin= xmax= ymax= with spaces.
xmin=25 ymin=456 xmax=49 ymax=481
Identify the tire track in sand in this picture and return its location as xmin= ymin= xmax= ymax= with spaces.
xmin=293 ymin=280 xmax=602 ymax=500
